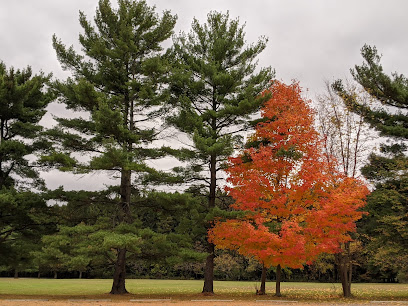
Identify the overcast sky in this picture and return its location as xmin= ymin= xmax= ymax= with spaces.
xmin=1 ymin=0 xmax=407 ymax=191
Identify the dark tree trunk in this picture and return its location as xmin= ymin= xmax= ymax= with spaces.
xmin=202 ymin=154 xmax=217 ymax=294
xmin=337 ymin=242 xmax=352 ymax=298
xmin=119 ymin=169 xmax=132 ymax=223
xmin=110 ymin=169 xmax=132 ymax=294
xmin=208 ymin=154 xmax=217 ymax=208
xmin=202 ymin=243 xmax=215 ymax=294
xmin=79 ymin=271 xmax=83 ymax=279
xmin=110 ymin=248 xmax=128 ymax=294
xmin=257 ymin=265 xmax=267 ymax=295
xmin=54 ymin=271 xmax=58 ymax=279
xmin=14 ymin=270 xmax=18 ymax=279
xmin=275 ymin=264 xmax=282 ymax=297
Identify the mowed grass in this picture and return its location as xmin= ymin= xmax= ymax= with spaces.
xmin=0 ymin=278 xmax=407 ymax=302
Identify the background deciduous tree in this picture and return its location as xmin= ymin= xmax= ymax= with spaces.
xmin=333 ymin=44 xmax=408 ymax=283
xmin=317 ymin=81 xmax=373 ymax=178
xmin=209 ymin=81 xmax=369 ymax=296
xmin=316 ymin=80 xmax=373 ymax=297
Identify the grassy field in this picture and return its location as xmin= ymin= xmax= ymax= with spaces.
xmin=0 ymin=278 xmax=407 ymax=302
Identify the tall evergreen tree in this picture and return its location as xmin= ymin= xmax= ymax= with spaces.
xmin=0 ymin=62 xmax=51 ymax=190
xmin=333 ymin=45 xmax=408 ymax=281
xmin=167 ymin=11 xmax=274 ymax=293
xmin=49 ymin=0 xmax=177 ymax=294
xmin=0 ymin=62 xmax=53 ymax=252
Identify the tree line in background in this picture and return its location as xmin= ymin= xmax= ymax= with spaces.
xmin=0 ymin=0 xmax=407 ymax=299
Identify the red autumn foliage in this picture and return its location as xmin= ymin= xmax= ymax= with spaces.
xmin=208 ymin=81 xmax=369 ymax=270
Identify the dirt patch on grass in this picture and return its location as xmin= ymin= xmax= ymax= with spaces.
xmin=0 ymin=297 xmax=381 ymax=306
xmin=0 ymin=301 xmax=353 ymax=306
xmin=0 ymin=293 xmax=392 ymax=305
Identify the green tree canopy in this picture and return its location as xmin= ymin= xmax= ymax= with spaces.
xmin=0 ymin=62 xmax=52 ymax=190
xmin=49 ymin=0 xmax=177 ymax=294
xmin=0 ymin=61 xmax=53 ymax=253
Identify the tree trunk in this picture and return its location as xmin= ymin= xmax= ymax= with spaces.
xmin=110 ymin=248 xmax=128 ymax=294
xmin=14 ymin=270 xmax=18 ymax=279
xmin=202 ymin=243 xmax=214 ymax=294
xmin=202 ymin=154 xmax=217 ymax=294
xmin=79 ymin=271 xmax=82 ymax=279
xmin=110 ymin=169 xmax=133 ymax=294
xmin=337 ymin=242 xmax=352 ymax=298
xmin=119 ymin=169 xmax=132 ymax=223
xmin=340 ymin=264 xmax=351 ymax=297
xmin=37 ymin=272 xmax=41 ymax=279
xmin=257 ymin=265 xmax=267 ymax=295
xmin=54 ymin=271 xmax=57 ymax=279
xmin=275 ymin=264 xmax=282 ymax=297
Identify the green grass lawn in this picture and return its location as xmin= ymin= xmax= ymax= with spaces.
xmin=0 ymin=278 xmax=407 ymax=302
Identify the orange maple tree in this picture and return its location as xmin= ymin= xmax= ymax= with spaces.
xmin=208 ymin=81 xmax=369 ymax=295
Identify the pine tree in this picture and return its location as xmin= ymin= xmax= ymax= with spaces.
xmin=167 ymin=11 xmax=273 ymax=293
xmin=49 ymin=0 xmax=177 ymax=294
xmin=333 ymin=45 xmax=408 ymax=282
xmin=333 ymin=45 xmax=408 ymax=138
xmin=0 ymin=62 xmax=51 ymax=190
xmin=0 ymin=61 xmax=53 ymax=253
